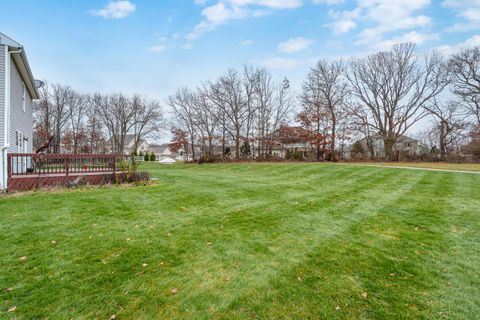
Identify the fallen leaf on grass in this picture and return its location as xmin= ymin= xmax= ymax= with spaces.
xmin=142 ymin=263 xmax=148 ymax=267
xmin=19 ymin=256 xmax=27 ymax=262
xmin=389 ymin=273 xmax=396 ymax=277
xmin=335 ymin=305 xmax=341 ymax=311
xmin=8 ymin=306 xmax=16 ymax=312
xmin=361 ymin=292 xmax=368 ymax=299
xmin=207 ymin=242 xmax=212 ymax=246
xmin=110 ymin=315 xmax=116 ymax=320
xmin=6 ymin=287 xmax=13 ymax=292
xmin=51 ymin=240 xmax=57 ymax=245
xmin=171 ymin=288 xmax=178 ymax=295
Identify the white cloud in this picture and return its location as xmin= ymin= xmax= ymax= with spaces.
xmin=327 ymin=8 xmax=360 ymax=34
xmin=241 ymin=39 xmax=255 ymax=46
xmin=313 ymin=0 xmax=344 ymax=4
xmin=322 ymin=0 xmax=433 ymax=50
xmin=187 ymin=0 xmax=303 ymax=40
xmin=371 ymin=31 xmax=439 ymax=51
xmin=90 ymin=1 xmax=136 ymax=19
xmin=149 ymin=35 xmax=173 ymax=53
xmin=443 ymin=0 xmax=480 ymax=32
xmin=149 ymin=44 xmax=168 ymax=53
xmin=356 ymin=0 xmax=432 ymax=45
xmin=278 ymin=37 xmax=314 ymax=53
xmin=435 ymin=35 xmax=480 ymax=56
xmin=259 ymin=56 xmax=317 ymax=69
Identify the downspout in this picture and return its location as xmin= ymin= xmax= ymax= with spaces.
xmin=1 ymin=144 xmax=9 ymax=191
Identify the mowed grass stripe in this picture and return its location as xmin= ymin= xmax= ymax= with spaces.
xmin=0 ymin=163 xmax=479 ymax=319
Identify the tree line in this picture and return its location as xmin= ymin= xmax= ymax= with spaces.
xmin=33 ymin=85 xmax=165 ymax=154
xmin=170 ymin=43 xmax=480 ymax=161
xmin=32 ymin=43 xmax=479 ymax=162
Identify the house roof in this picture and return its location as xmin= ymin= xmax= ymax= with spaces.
xmin=0 ymin=32 xmax=39 ymax=99
xmin=148 ymin=144 xmax=169 ymax=154
xmin=107 ymin=134 xmax=147 ymax=148
xmin=123 ymin=134 xmax=136 ymax=146
xmin=359 ymin=133 xmax=418 ymax=144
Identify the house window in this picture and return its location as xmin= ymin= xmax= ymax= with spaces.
xmin=16 ymin=131 xmax=23 ymax=148
xmin=22 ymin=82 xmax=26 ymax=112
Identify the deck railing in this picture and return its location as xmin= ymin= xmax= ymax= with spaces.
xmin=7 ymin=153 xmax=130 ymax=177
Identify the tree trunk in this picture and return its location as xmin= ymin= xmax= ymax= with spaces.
xmin=384 ymin=138 xmax=395 ymax=161
xmin=235 ymin=129 xmax=240 ymax=160
xmin=331 ymin=113 xmax=336 ymax=159
xmin=440 ymin=121 xmax=446 ymax=161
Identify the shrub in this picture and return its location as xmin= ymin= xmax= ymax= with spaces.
xmin=149 ymin=152 xmax=156 ymax=161
xmin=117 ymin=159 xmax=138 ymax=183
xmin=241 ymin=141 xmax=251 ymax=157
xmin=115 ymin=171 xmax=150 ymax=184
xmin=144 ymin=152 xmax=149 ymax=162
xmin=293 ymin=151 xmax=303 ymax=161
xmin=351 ymin=141 xmax=365 ymax=160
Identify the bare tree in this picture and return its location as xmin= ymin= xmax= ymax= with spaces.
xmin=97 ymin=93 xmax=137 ymax=154
xmin=299 ymin=69 xmax=329 ymax=160
xmin=210 ymin=69 xmax=250 ymax=159
xmin=168 ymin=87 xmax=197 ymax=160
xmin=50 ymin=84 xmax=76 ymax=153
xmin=424 ymin=100 xmax=469 ymax=160
xmin=132 ymin=95 xmax=165 ymax=152
xmin=33 ymin=83 xmax=53 ymax=150
xmin=194 ymin=86 xmax=219 ymax=159
xmin=449 ymin=46 xmax=480 ymax=125
xmin=66 ymin=89 xmax=85 ymax=153
xmin=85 ymin=94 xmax=106 ymax=153
xmin=303 ymin=59 xmax=348 ymax=158
xmin=347 ymin=43 xmax=450 ymax=160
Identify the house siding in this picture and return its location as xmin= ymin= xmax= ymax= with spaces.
xmin=8 ymin=57 xmax=33 ymax=154
xmin=0 ymin=45 xmax=5 ymax=190
xmin=0 ymin=45 xmax=5 ymax=147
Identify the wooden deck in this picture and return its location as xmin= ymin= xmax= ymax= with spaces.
xmin=7 ymin=153 xmax=128 ymax=191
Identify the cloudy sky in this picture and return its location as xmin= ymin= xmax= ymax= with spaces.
xmin=1 ymin=0 xmax=479 ymax=102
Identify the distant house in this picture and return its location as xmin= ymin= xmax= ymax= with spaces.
xmin=124 ymin=135 xmax=149 ymax=155
xmin=264 ymin=126 xmax=311 ymax=159
xmin=1 ymin=32 xmax=40 ymax=190
xmin=107 ymin=134 xmax=149 ymax=155
xmin=353 ymin=134 xmax=426 ymax=159
xmin=148 ymin=144 xmax=172 ymax=160
xmin=148 ymin=143 xmax=195 ymax=162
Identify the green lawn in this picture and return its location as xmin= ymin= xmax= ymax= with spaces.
xmin=1 ymin=163 xmax=479 ymax=319
xmin=343 ymin=162 xmax=480 ymax=172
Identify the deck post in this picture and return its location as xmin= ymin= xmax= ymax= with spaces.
xmin=112 ymin=154 xmax=116 ymax=182
xmin=7 ymin=154 xmax=12 ymax=178
xmin=65 ymin=156 xmax=69 ymax=176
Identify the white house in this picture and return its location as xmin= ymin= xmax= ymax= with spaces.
xmin=0 ymin=32 xmax=39 ymax=191
xmin=352 ymin=134 xmax=426 ymax=159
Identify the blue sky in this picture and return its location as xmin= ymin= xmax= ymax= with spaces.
xmin=1 ymin=0 xmax=479 ymax=102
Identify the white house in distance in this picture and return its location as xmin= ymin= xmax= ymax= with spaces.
xmin=0 ymin=32 xmax=39 ymax=191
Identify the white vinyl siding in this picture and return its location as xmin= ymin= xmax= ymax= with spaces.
xmin=22 ymin=81 xmax=26 ymax=112
xmin=0 ymin=45 xmax=5 ymax=190
xmin=8 ymin=56 xmax=33 ymax=154
xmin=0 ymin=45 xmax=5 ymax=147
